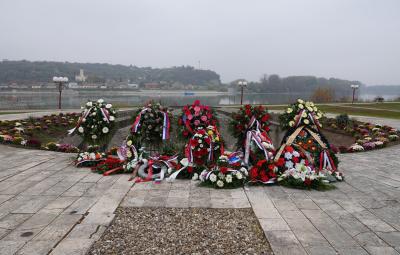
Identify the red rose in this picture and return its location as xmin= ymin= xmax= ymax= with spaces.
xmin=268 ymin=164 xmax=275 ymax=171
xmin=261 ymin=173 xmax=269 ymax=183
xmin=245 ymin=109 xmax=251 ymax=116
xmin=183 ymin=130 xmax=189 ymax=136
xmin=261 ymin=114 xmax=269 ymax=122
xmin=292 ymin=157 xmax=299 ymax=163
xmin=249 ymin=166 xmax=259 ymax=179
xmin=187 ymin=166 xmax=193 ymax=173
xmin=285 ymin=146 xmax=294 ymax=153
xmin=194 ymin=100 xmax=201 ymax=106
xmin=304 ymin=178 xmax=311 ymax=186
xmin=263 ymin=126 xmax=270 ymax=132
xmin=245 ymin=104 xmax=251 ymax=110
xmin=257 ymin=159 xmax=267 ymax=167
xmin=276 ymin=158 xmax=285 ymax=167
xmin=220 ymin=167 xmax=228 ymax=174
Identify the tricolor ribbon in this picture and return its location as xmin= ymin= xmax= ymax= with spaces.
xmin=131 ymin=108 xmax=149 ymax=133
xmin=243 ymin=118 xmax=273 ymax=165
xmin=319 ymin=150 xmax=337 ymax=172
xmin=162 ymin=111 xmax=170 ymax=140
xmin=68 ymin=106 xmax=94 ymax=135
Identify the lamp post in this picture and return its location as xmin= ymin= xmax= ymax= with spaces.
xmin=350 ymin=84 xmax=359 ymax=104
xmin=53 ymin=76 xmax=69 ymax=109
xmin=238 ymin=80 xmax=248 ymax=105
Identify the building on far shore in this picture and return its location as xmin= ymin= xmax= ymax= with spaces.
xmin=144 ymin=82 xmax=160 ymax=89
xmin=75 ymin=69 xmax=87 ymax=83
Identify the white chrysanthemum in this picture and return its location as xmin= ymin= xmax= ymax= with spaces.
xmin=298 ymin=104 xmax=304 ymax=109
xmin=297 ymin=99 xmax=304 ymax=104
xmin=284 ymin=152 xmax=293 ymax=160
xmin=102 ymin=127 xmax=109 ymax=133
xmin=301 ymin=111 xmax=307 ymax=118
xmin=92 ymin=112 xmax=96 ymax=116
xmin=286 ymin=108 xmax=293 ymax=114
xmin=307 ymin=106 xmax=314 ymax=112
xmin=236 ymin=172 xmax=243 ymax=180
xmin=225 ymin=174 xmax=233 ymax=183
xmin=78 ymin=127 xmax=84 ymax=133
xmin=240 ymin=167 xmax=248 ymax=176
xmin=192 ymin=173 xmax=199 ymax=181
xmin=86 ymin=102 xmax=93 ymax=107
xmin=285 ymin=161 xmax=294 ymax=169
xmin=216 ymin=180 xmax=224 ymax=188
xmin=289 ymin=121 xmax=295 ymax=127
xmin=110 ymin=116 xmax=115 ymax=121
xmin=97 ymin=99 xmax=104 ymax=103
xmin=209 ymin=173 xmax=217 ymax=182
xmin=106 ymin=103 xmax=112 ymax=109
xmin=89 ymin=152 xmax=96 ymax=159
xmin=303 ymin=119 xmax=310 ymax=125
xmin=198 ymin=139 xmax=202 ymax=143
xmin=92 ymin=135 xmax=97 ymax=140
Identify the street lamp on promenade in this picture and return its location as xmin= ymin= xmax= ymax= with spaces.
xmin=350 ymin=84 xmax=359 ymax=104
xmin=238 ymin=80 xmax=248 ymax=105
xmin=53 ymin=76 xmax=69 ymax=109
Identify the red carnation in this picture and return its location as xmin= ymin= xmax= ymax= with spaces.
xmin=304 ymin=178 xmax=312 ymax=186
xmin=257 ymin=159 xmax=267 ymax=167
xmin=276 ymin=158 xmax=285 ymax=167
xmin=268 ymin=164 xmax=275 ymax=171
xmin=292 ymin=157 xmax=299 ymax=163
xmin=194 ymin=100 xmax=201 ymax=106
xmin=183 ymin=130 xmax=189 ymax=137
xmin=249 ymin=166 xmax=259 ymax=179
xmin=285 ymin=146 xmax=294 ymax=153
xmin=260 ymin=172 xmax=269 ymax=183
xmin=220 ymin=167 xmax=228 ymax=174
xmin=245 ymin=109 xmax=251 ymax=116
xmin=261 ymin=114 xmax=269 ymax=122
xmin=245 ymin=104 xmax=251 ymax=110
xmin=187 ymin=166 xmax=194 ymax=173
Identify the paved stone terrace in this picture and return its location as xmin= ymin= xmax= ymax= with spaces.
xmin=1 ymin=143 xmax=400 ymax=255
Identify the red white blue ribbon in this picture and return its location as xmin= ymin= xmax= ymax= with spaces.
xmin=162 ymin=111 xmax=170 ymax=140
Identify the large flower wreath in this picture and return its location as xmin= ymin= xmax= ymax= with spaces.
xmin=275 ymin=99 xmax=343 ymax=189
xmin=178 ymin=100 xmax=218 ymax=139
xmin=69 ymin=99 xmax=117 ymax=146
xmin=130 ymin=101 xmax=172 ymax=146
xmin=230 ymin=104 xmax=271 ymax=148
xmin=199 ymin=153 xmax=247 ymax=189
xmin=229 ymin=104 xmax=276 ymax=184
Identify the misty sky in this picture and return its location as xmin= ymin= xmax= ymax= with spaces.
xmin=1 ymin=0 xmax=399 ymax=85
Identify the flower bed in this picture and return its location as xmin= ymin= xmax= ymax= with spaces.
xmin=321 ymin=114 xmax=400 ymax=153
xmin=0 ymin=112 xmax=79 ymax=152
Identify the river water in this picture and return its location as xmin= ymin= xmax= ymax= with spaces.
xmin=0 ymin=91 xmax=395 ymax=110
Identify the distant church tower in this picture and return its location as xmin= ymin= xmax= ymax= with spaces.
xmin=75 ymin=69 xmax=87 ymax=83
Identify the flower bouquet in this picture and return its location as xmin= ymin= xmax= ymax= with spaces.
xmin=248 ymin=158 xmax=278 ymax=184
xmin=69 ymin=99 xmax=117 ymax=146
xmin=177 ymin=100 xmax=218 ymax=139
xmin=75 ymin=146 xmax=106 ymax=167
xmin=199 ymin=153 xmax=247 ymax=189
xmin=278 ymin=163 xmax=334 ymax=190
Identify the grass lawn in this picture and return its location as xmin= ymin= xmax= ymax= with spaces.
xmin=264 ymin=103 xmax=400 ymax=119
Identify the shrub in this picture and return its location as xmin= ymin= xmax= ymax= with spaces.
xmin=335 ymin=114 xmax=350 ymax=128
xmin=46 ymin=142 xmax=58 ymax=151
xmin=13 ymin=137 xmax=23 ymax=145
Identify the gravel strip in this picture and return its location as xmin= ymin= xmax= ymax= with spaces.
xmin=88 ymin=207 xmax=272 ymax=255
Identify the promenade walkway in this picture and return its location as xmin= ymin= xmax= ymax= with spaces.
xmin=0 ymin=142 xmax=399 ymax=254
